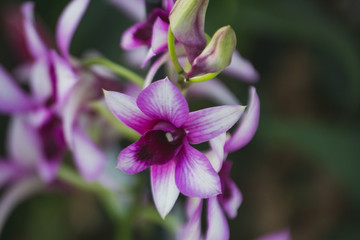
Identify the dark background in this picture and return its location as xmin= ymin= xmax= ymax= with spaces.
xmin=0 ymin=0 xmax=360 ymax=239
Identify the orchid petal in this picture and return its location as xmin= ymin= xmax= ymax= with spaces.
xmin=223 ymin=50 xmax=259 ymax=83
xmin=0 ymin=177 xmax=43 ymax=233
xmin=0 ymin=162 xmax=17 ymax=189
xmin=108 ymin=0 xmax=145 ymax=22
xmin=7 ymin=116 xmax=41 ymax=168
xmin=218 ymin=162 xmax=242 ymax=219
xmin=117 ymin=138 xmax=151 ymax=174
xmin=144 ymin=53 xmax=168 ymax=88
xmin=175 ymin=142 xmax=221 ymax=198
xmin=208 ymin=133 xmax=226 ymax=172
xmin=56 ymin=0 xmax=90 ymax=60
xmin=186 ymin=78 xmax=240 ymax=105
xmin=121 ymin=23 xmax=150 ymax=50
xmin=63 ymin=78 xmax=98 ymax=147
xmin=206 ymin=197 xmax=229 ymax=240
xmin=104 ymin=90 xmax=156 ymax=134
xmin=184 ymin=105 xmax=245 ymax=144
xmin=225 ymin=87 xmax=260 ymax=152
xmin=151 ymin=17 xmax=169 ymax=55
xmin=188 ymin=26 xmax=237 ymax=78
xmin=21 ymin=2 xmax=47 ymax=59
xmin=137 ymin=78 xmax=189 ymax=127
xmin=30 ymin=56 xmax=53 ymax=105
xmin=50 ymin=51 xmax=79 ymax=107
xmin=0 ymin=65 xmax=35 ymax=113
xmin=151 ymin=160 xmax=179 ymax=218
xmin=72 ymin=127 xmax=107 ymax=181
xmin=37 ymin=156 xmax=62 ymax=182
xmin=169 ymin=0 xmax=208 ymax=62
xmin=179 ymin=198 xmax=203 ymax=240
xmin=164 ymin=0 xmax=175 ymax=12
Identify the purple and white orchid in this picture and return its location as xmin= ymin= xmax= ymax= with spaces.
xmin=104 ymin=78 xmax=245 ymax=217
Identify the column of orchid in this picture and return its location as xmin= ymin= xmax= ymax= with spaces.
xmin=0 ymin=0 xmax=260 ymax=239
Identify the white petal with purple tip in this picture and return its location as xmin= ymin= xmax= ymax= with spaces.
xmin=30 ymin=56 xmax=53 ymax=105
xmin=225 ymin=87 xmax=260 ymax=152
xmin=104 ymin=90 xmax=156 ymax=134
xmin=137 ymin=78 xmax=189 ymax=127
xmin=56 ymin=0 xmax=90 ymax=60
xmin=151 ymin=160 xmax=179 ymax=218
xmin=0 ymin=65 xmax=35 ymax=113
xmin=175 ymin=142 xmax=221 ymax=198
xmin=208 ymin=133 xmax=226 ymax=172
xmin=178 ymin=198 xmax=203 ymax=240
xmin=184 ymin=105 xmax=245 ymax=144
xmin=206 ymin=197 xmax=229 ymax=240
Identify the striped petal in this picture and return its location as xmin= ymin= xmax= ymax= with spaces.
xmin=184 ymin=105 xmax=245 ymax=144
xmin=151 ymin=160 xmax=179 ymax=218
xmin=137 ymin=78 xmax=189 ymax=127
xmin=104 ymin=90 xmax=157 ymax=134
xmin=175 ymin=142 xmax=221 ymax=198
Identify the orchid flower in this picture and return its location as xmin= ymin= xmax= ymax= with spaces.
xmin=179 ymin=87 xmax=260 ymax=240
xmin=0 ymin=0 xmax=106 ymax=182
xmin=104 ymin=78 xmax=245 ymax=218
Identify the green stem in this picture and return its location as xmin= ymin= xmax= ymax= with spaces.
xmin=83 ymin=57 xmax=144 ymax=87
xmin=188 ymin=72 xmax=220 ymax=83
xmin=168 ymin=28 xmax=184 ymax=74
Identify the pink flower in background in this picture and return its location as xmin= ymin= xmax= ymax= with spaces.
xmin=105 ymin=78 xmax=245 ymax=217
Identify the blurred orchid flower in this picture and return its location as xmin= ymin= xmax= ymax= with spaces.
xmin=0 ymin=0 xmax=106 ymax=182
xmin=104 ymin=78 xmax=245 ymax=218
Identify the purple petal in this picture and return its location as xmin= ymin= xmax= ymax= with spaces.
xmin=255 ymin=229 xmax=292 ymax=240
xmin=169 ymin=0 xmax=208 ymax=62
xmin=144 ymin=53 xmax=168 ymax=88
xmin=223 ymin=50 xmax=259 ymax=83
xmin=184 ymin=105 xmax=245 ymax=144
xmin=225 ymin=87 xmax=260 ymax=152
xmin=37 ymin=156 xmax=62 ymax=182
xmin=104 ymin=90 xmax=157 ymax=134
xmin=21 ymin=2 xmax=47 ymax=59
xmin=0 ymin=162 xmax=17 ymax=189
xmin=151 ymin=17 xmax=169 ymax=55
xmin=0 ymin=177 xmax=43 ymax=233
xmin=121 ymin=23 xmax=150 ymax=50
xmin=0 ymin=65 xmax=35 ymax=113
xmin=186 ymin=78 xmax=240 ymax=105
xmin=175 ymin=142 xmax=221 ymax=198
xmin=117 ymin=139 xmax=151 ymax=174
xmin=7 ymin=116 xmax=42 ymax=168
xmin=108 ymin=0 xmax=145 ymax=22
xmin=205 ymin=197 xmax=229 ymax=240
xmin=151 ymin=160 xmax=179 ymax=218
xmin=218 ymin=161 xmax=242 ymax=219
xmin=56 ymin=0 xmax=90 ymax=60
xmin=50 ymin=51 xmax=79 ymax=107
xmin=62 ymin=78 xmax=99 ymax=147
xmin=29 ymin=56 xmax=53 ymax=105
xmin=179 ymin=197 xmax=203 ymax=240
xmin=72 ymin=127 xmax=107 ymax=182
xmin=137 ymin=78 xmax=189 ymax=127
xmin=208 ymin=133 xmax=227 ymax=172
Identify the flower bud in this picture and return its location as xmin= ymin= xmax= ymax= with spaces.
xmin=169 ymin=0 xmax=208 ymax=63
xmin=188 ymin=26 xmax=237 ymax=78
